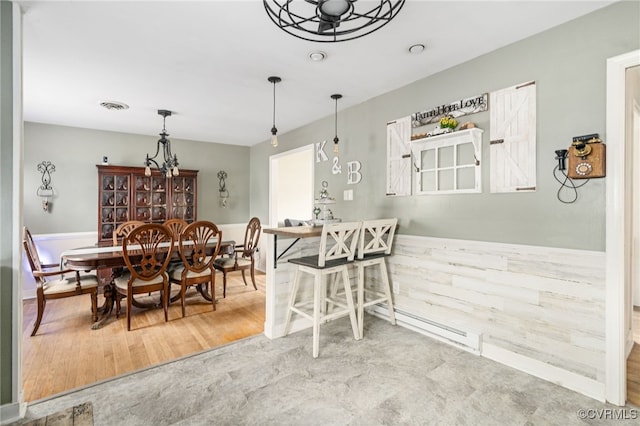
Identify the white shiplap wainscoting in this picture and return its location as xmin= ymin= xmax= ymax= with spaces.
xmin=388 ymin=235 xmax=606 ymax=401
xmin=241 ymin=231 xmax=607 ymax=401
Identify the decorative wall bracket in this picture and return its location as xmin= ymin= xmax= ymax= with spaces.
xmin=37 ymin=161 xmax=55 ymax=212
xmin=217 ymin=170 xmax=229 ymax=208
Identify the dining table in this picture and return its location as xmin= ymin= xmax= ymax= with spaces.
xmin=61 ymin=239 xmax=236 ymax=329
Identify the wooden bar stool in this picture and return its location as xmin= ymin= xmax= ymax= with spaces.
xmin=355 ymin=218 xmax=398 ymax=337
xmin=284 ymin=221 xmax=362 ymax=358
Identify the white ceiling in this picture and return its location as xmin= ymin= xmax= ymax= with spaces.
xmin=17 ymin=0 xmax=615 ymax=147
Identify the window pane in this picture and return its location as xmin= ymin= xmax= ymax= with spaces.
xmin=421 ymin=171 xmax=436 ymax=191
xmin=438 ymin=169 xmax=454 ymax=191
xmin=438 ymin=146 xmax=454 ymax=168
xmin=456 ymin=166 xmax=475 ymax=190
xmin=457 ymin=143 xmax=475 ymax=166
xmin=421 ymin=149 xmax=436 ymax=170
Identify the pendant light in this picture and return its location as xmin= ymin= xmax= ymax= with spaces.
xmin=331 ymin=94 xmax=342 ymax=154
xmin=268 ymin=76 xmax=281 ymax=147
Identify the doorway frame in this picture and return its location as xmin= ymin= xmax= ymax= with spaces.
xmin=268 ymin=144 xmax=314 ymax=227
xmin=264 ymin=144 xmax=314 ymax=338
xmin=605 ymin=49 xmax=640 ymax=406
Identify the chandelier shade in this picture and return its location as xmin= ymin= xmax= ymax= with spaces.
xmin=144 ymin=109 xmax=179 ymax=178
xmin=263 ymin=0 xmax=406 ymax=43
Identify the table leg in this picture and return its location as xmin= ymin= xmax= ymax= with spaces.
xmin=196 ymin=283 xmax=219 ymax=303
xmin=91 ymin=282 xmax=115 ymax=330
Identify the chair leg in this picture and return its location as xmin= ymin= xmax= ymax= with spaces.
xmin=357 ymin=263 xmax=365 ymax=338
xmin=31 ymin=292 xmax=45 ymax=336
xmin=380 ymin=261 xmax=396 ymax=326
xmin=284 ymin=268 xmax=301 ymax=336
xmin=342 ymin=268 xmax=360 ymax=341
xmin=250 ymin=266 xmax=258 ymax=291
xmin=223 ymin=272 xmax=227 ymax=298
xmin=163 ymin=283 xmax=169 ymax=323
xmin=126 ymin=293 xmax=132 ymax=331
xmin=241 ymin=270 xmax=248 ymax=286
xmin=181 ymin=281 xmax=187 ymax=318
xmin=312 ymin=272 xmax=322 ymax=358
xmin=210 ymin=273 xmax=216 ymax=311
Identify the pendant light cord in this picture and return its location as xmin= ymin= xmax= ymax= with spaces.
xmin=334 ymin=96 xmax=338 ymax=142
xmin=331 ymin=94 xmax=342 ymax=147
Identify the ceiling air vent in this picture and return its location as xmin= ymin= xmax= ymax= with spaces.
xmin=100 ymin=101 xmax=129 ymax=111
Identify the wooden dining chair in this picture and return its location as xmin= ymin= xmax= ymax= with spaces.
xmin=354 ymin=218 xmax=398 ymax=338
xmin=169 ymin=221 xmax=222 ymax=317
xmin=112 ymin=220 xmax=144 ymax=246
xmin=283 ymin=221 xmax=362 ymax=358
xmin=114 ymin=223 xmax=174 ymax=331
xmin=23 ymin=226 xmax=98 ymax=336
xmin=213 ymin=217 xmax=261 ymax=298
xmin=163 ymin=218 xmax=188 ymax=240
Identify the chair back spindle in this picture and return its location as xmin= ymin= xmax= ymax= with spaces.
xmin=163 ymin=218 xmax=188 ymax=241
xmin=318 ymin=222 xmax=361 ymax=267
xmin=358 ymin=218 xmax=398 ymax=259
xmin=113 ymin=220 xmax=144 ymax=246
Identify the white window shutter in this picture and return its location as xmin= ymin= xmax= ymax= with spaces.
xmin=489 ymin=81 xmax=537 ymax=193
xmin=386 ymin=116 xmax=412 ymax=196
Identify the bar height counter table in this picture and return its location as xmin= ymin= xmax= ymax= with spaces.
xmin=263 ymin=226 xmax=322 ymax=268
xmin=263 ymin=225 xmax=325 ymax=339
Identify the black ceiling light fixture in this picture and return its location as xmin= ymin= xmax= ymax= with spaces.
xmin=144 ymin=109 xmax=179 ymax=178
xmin=268 ymin=76 xmax=282 ymax=147
xmin=331 ymin=93 xmax=342 ymax=154
xmin=263 ymin=0 xmax=406 ymax=43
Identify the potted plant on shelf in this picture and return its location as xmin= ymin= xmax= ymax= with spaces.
xmin=428 ymin=115 xmax=458 ymax=137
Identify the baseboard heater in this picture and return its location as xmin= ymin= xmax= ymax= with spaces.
xmin=370 ymin=304 xmax=482 ymax=354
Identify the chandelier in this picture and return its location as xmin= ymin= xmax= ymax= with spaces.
xmin=263 ymin=0 xmax=406 ymax=43
xmin=144 ymin=109 xmax=179 ymax=178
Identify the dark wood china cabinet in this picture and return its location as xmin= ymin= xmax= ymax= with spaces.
xmin=97 ymin=165 xmax=198 ymax=246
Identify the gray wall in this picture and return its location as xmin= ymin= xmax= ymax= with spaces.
xmin=250 ymin=1 xmax=640 ymax=252
xmin=24 ymin=122 xmax=252 ymax=234
xmin=1 ymin=0 xmax=14 ymax=409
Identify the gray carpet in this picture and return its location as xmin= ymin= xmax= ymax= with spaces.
xmin=22 ymin=317 xmax=630 ymax=425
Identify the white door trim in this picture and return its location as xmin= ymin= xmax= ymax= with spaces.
xmin=605 ymin=49 xmax=640 ymax=406
xmin=268 ymin=144 xmax=314 ymax=227
xmin=265 ymin=144 xmax=314 ymax=338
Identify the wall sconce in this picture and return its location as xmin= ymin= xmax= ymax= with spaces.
xmin=217 ymin=170 xmax=229 ymax=208
xmin=36 ymin=161 xmax=55 ymax=212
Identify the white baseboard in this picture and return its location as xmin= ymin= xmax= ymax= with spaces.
xmin=266 ymin=316 xmax=311 ymax=339
xmin=0 ymin=401 xmax=22 ymax=425
xmin=626 ymin=329 xmax=635 ymax=359
xmin=482 ymin=342 xmax=606 ymax=402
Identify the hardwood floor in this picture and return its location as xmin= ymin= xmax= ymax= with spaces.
xmin=627 ymin=307 xmax=640 ymax=407
xmin=22 ymin=272 xmax=265 ymax=402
